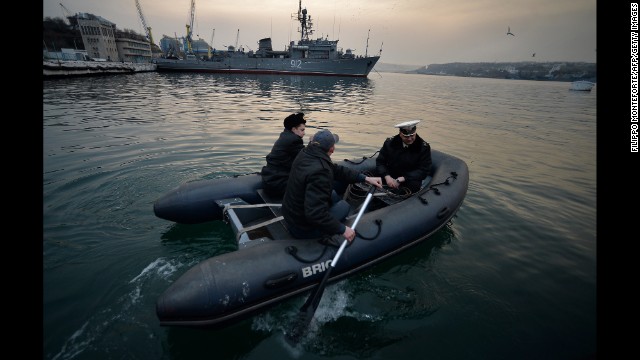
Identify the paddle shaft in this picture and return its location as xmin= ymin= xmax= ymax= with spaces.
xmin=287 ymin=186 xmax=377 ymax=344
xmin=301 ymin=186 xmax=376 ymax=311
xmin=329 ymin=189 xmax=374 ymax=268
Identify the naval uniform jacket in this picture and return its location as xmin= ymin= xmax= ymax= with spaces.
xmin=282 ymin=143 xmax=364 ymax=236
xmin=260 ymin=129 xmax=304 ymax=196
xmin=375 ymin=134 xmax=432 ymax=192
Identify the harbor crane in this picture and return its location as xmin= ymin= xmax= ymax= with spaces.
xmin=59 ymin=3 xmax=78 ymax=29
xmin=185 ymin=0 xmax=196 ymax=55
xmin=134 ymin=0 xmax=155 ymax=48
xmin=59 ymin=2 xmax=72 ymax=19
xmin=208 ymin=29 xmax=215 ymax=59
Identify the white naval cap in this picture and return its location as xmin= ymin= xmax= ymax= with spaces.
xmin=394 ymin=120 xmax=421 ymax=128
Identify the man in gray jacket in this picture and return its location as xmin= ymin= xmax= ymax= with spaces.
xmin=282 ymin=129 xmax=382 ymax=241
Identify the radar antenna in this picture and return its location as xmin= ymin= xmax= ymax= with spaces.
xmin=295 ymin=0 xmax=314 ymax=41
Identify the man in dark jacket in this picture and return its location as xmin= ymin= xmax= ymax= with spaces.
xmin=261 ymin=112 xmax=307 ymax=197
xmin=375 ymin=120 xmax=432 ymax=193
xmin=282 ymin=129 xmax=382 ymax=241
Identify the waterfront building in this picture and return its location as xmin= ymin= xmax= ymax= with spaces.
xmin=75 ymin=13 xmax=119 ymax=61
xmin=115 ymin=31 xmax=153 ymax=63
xmin=159 ymin=35 xmax=183 ymax=57
xmin=190 ymin=38 xmax=211 ymax=59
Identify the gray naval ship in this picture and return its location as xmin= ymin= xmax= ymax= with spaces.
xmin=154 ymin=1 xmax=381 ymax=77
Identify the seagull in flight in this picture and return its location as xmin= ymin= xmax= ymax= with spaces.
xmin=507 ymin=26 xmax=515 ymax=36
xmin=532 ymin=53 xmax=536 ymax=57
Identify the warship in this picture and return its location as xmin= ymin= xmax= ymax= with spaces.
xmin=154 ymin=1 xmax=381 ymax=77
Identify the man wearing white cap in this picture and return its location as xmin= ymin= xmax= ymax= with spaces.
xmin=375 ymin=120 xmax=432 ymax=193
xmin=282 ymin=129 xmax=382 ymax=241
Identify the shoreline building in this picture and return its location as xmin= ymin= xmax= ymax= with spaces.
xmin=51 ymin=12 xmax=152 ymax=63
xmin=76 ymin=13 xmax=119 ymax=61
xmin=115 ymin=30 xmax=153 ymax=63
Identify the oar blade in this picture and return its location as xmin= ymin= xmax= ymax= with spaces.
xmin=300 ymin=269 xmax=330 ymax=312
xmin=285 ymin=309 xmax=313 ymax=345
xmin=285 ymin=186 xmax=376 ymax=345
xmin=286 ymin=267 xmax=333 ymax=344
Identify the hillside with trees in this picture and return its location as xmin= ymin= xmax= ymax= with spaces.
xmin=43 ymin=17 xmax=84 ymax=51
xmin=408 ymin=62 xmax=596 ymax=82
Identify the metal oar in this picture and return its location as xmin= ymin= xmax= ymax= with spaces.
xmin=287 ymin=185 xmax=377 ymax=344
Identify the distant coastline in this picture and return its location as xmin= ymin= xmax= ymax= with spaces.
xmin=375 ymin=62 xmax=596 ymax=82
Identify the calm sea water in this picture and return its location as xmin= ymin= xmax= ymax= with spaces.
xmin=43 ymin=72 xmax=596 ymax=359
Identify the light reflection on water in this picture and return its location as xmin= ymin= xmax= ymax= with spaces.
xmin=43 ymin=72 xmax=596 ymax=360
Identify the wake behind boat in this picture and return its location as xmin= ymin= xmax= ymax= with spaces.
xmin=153 ymin=150 xmax=468 ymax=328
xmin=154 ymin=1 xmax=381 ymax=77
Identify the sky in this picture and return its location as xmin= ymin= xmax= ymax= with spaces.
xmin=44 ymin=0 xmax=597 ymax=66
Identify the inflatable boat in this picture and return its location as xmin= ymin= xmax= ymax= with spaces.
xmin=153 ymin=150 xmax=469 ymax=328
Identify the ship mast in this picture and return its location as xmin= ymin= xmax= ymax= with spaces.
xmin=296 ymin=0 xmax=314 ymax=42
